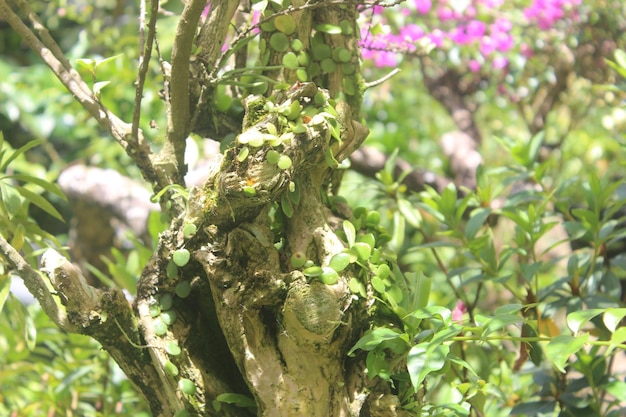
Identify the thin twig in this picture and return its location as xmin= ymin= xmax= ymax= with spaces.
xmin=0 ymin=235 xmax=74 ymax=332
xmin=0 ymin=0 xmax=160 ymax=188
xmin=161 ymin=0 xmax=208 ymax=184
xmin=131 ymin=0 xmax=159 ymax=141
xmin=364 ymin=68 xmax=401 ymax=89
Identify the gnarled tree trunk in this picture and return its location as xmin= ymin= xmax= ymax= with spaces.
xmin=0 ymin=0 xmax=410 ymax=416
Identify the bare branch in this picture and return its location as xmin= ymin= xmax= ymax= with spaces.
xmin=159 ymin=0 xmax=210 ymax=186
xmin=132 ymin=0 xmax=159 ymax=141
xmin=0 ymin=0 xmax=161 ymax=189
xmin=349 ymin=146 xmax=453 ymax=194
xmin=0 ymin=236 xmax=75 ymax=332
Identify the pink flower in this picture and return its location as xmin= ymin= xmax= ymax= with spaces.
xmin=478 ymin=0 xmax=504 ymax=7
xmin=492 ymin=17 xmax=512 ymax=33
xmin=480 ymin=36 xmax=495 ymax=56
xmin=523 ymin=0 xmax=579 ymax=30
xmin=452 ymin=300 xmax=467 ymax=323
xmin=468 ymin=59 xmax=482 ymax=73
xmin=467 ymin=20 xmax=486 ymax=39
xmin=437 ymin=6 xmax=458 ymax=21
xmin=492 ymin=31 xmax=514 ymax=52
xmin=520 ymin=43 xmax=533 ymax=58
xmin=414 ymin=0 xmax=432 ymax=14
xmin=493 ymin=55 xmax=508 ymax=69
xmin=428 ymin=29 xmax=445 ymax=47
xmin=400 ymin=24 xmax=424 ymax=42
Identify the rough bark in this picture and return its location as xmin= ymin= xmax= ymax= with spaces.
xmin=0 ymin=1 xmax=415 ymax=416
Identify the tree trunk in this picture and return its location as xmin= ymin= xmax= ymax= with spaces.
xmin=0 ymin=1 xmax=412 ymax=415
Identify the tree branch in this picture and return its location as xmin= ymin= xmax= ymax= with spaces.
xmin=0 ymin=235 xmax=75 ymax=332
xmin=0 ymin=0 xmax=161 ymax=190
xmin=132 ymin=0 xmax=160 ymax=141
xmin=349 ymin=146 xmax=453 ymax=194
xmin=159 ymin=0 xmax=210 ymax=187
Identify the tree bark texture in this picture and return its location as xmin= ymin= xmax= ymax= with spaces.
xmin=0 ymin=1 xmax=423 ymax=416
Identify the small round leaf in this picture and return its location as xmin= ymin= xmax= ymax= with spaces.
xmin=183 ymin=223 xmax=197 ymax=239
xmin=176 ymin=281 xmax=192 ymax=298
xmin=165 ymin=360 xmax=179 ymax=376
xmin=274 ymin=14 xmax=296 ymax=35
xmin=290 ymin=252 xmax=307 ymax=268
xmin=159 ymin=293 xmax=174 ymax=310
xmin=320 ymin=267 xmax=339 ymax=285
xmin=282 ymin=52 xmax=299 ymax=69
xmin=173 ymin=249 xmax=191 ymax=267
xmin=161 ymin=309 xmax=178 ymax=325
xmin=266 ymin=150 xmax=281 ymax=164
xmin=270 ymin=32 xmax=289 ymax=52
xmin=277 ymin=155 xmax=292 ymax=170
xmin=179 ymin=378 xmax=197 ymax=395
xmin=166 ymin=341 xmax=182 ymax=356
xmin=153 ymin=318 xmax=168 ymax=336
xmin=329 ymin=252 xmax=351 ymax=272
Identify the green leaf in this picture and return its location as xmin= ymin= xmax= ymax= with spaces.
xmin=603 ymin=308 xmax=626 ymax=333
xmin=390 ymin=211 xmax=405 ymax=251
xmin=282 ymin=52 xmax=299 ymax=69
xmin=603 ymin=380 xmax=626 ymax=402
xmin=544 ymin=334 xmax=588 ymax=373
xmin=320 ymin=267 xmax=339 ymax=285
xmin=281 ymin=193 xmax=294 ymax=218
xmin=566 ymin=309 xmax=603 ymax=334
xmin=15 ymin=185 xmax=64 ymax=221
xmin=0 ymin=275 xmax=11 ymax=315
xmin=440 ymin=183 xmax=458 ymax=217
xmin=277 ymin=155 xmax=292 ymax=170
xmin=5 ymin=174 xmax=66 ymax=199
xmin=269 ymin=32 xmax=289 ymax=52
xmin=0 ymin=182 xmax=23 ymax=217
xmin=179 ymin=378 xmax=196 ymax=395
xmin=216 ymin=393 xmax=257 ymax=409
xmin=237 ymin=146 xmax=249 ymax=162
xmin=172 ymin=249 xmax=191 ymax=267
xmin=465 ymin=208 xmax=491 ymax=240
xmin=371 ymin=276 xmax=386 ymax=293
xmin=329 ymin=252 xmax=351 ymax=272
xmin=407 ymin=343 xmax=449 ymax=391
xmin=302 ymin=266 xmax=323 ymax=277
xmin=166 ymin=341 xmax=181 ymax=356
xmin=0 ymin=139 xmax=43 ymax=172
xmin=343 ymin=220 xmax=356 ymax=247
xmin=351 ymin=242 xmax=371 ymax=262
xmin=274 ymin=14 xmax=296 ymax=35
xmin=351 ymin=278 xmax=367 ymax=297
xmin=525 ymin=131 xmax=544 ymax=167
xmin=398 ymin=198 xmax=422 ymax=228
xmin=406 ymin=306 xmax=452 ymax=324
xmin=482 ymin=314 xmax=523 ymax=337
xmin=315 ymin=23 xmax=342 ymax=34
xmin=348 ymin=327 xmax=404 ymax=355
xmin=614 ymin=49 xmax=626 ymax=69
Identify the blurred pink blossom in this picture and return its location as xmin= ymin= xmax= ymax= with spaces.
xmin=452 ymin=300 xmax=467 ymax=323
xmin=493 ymin=55 xmax=508 ymax=69
xmin=414 ymin=0 xmax=432 ymax=14
xmin=468 ymin=59 xmax=481 ymax=72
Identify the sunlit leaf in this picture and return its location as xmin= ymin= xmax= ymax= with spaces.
xmin=407 ymin=343 xmax=449 ymax=391
xmin=566 ymin=309 xmax=603 ymax=334
xmin=603 ymin=308 xmax=626 ymax=333
xmin=0 ymin=139 xmax=43 ymax=172
xmin=348 ymin=327 xmax=404 ymax=355
xmin=545 ymin=334 xmax=588 ymax=373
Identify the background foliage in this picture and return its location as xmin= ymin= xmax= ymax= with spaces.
xmin=1 ymin=0 xmax=626 ymax=416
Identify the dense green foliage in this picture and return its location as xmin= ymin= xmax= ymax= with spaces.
xmin=1 ymin=0 xmax=626 ymax=416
